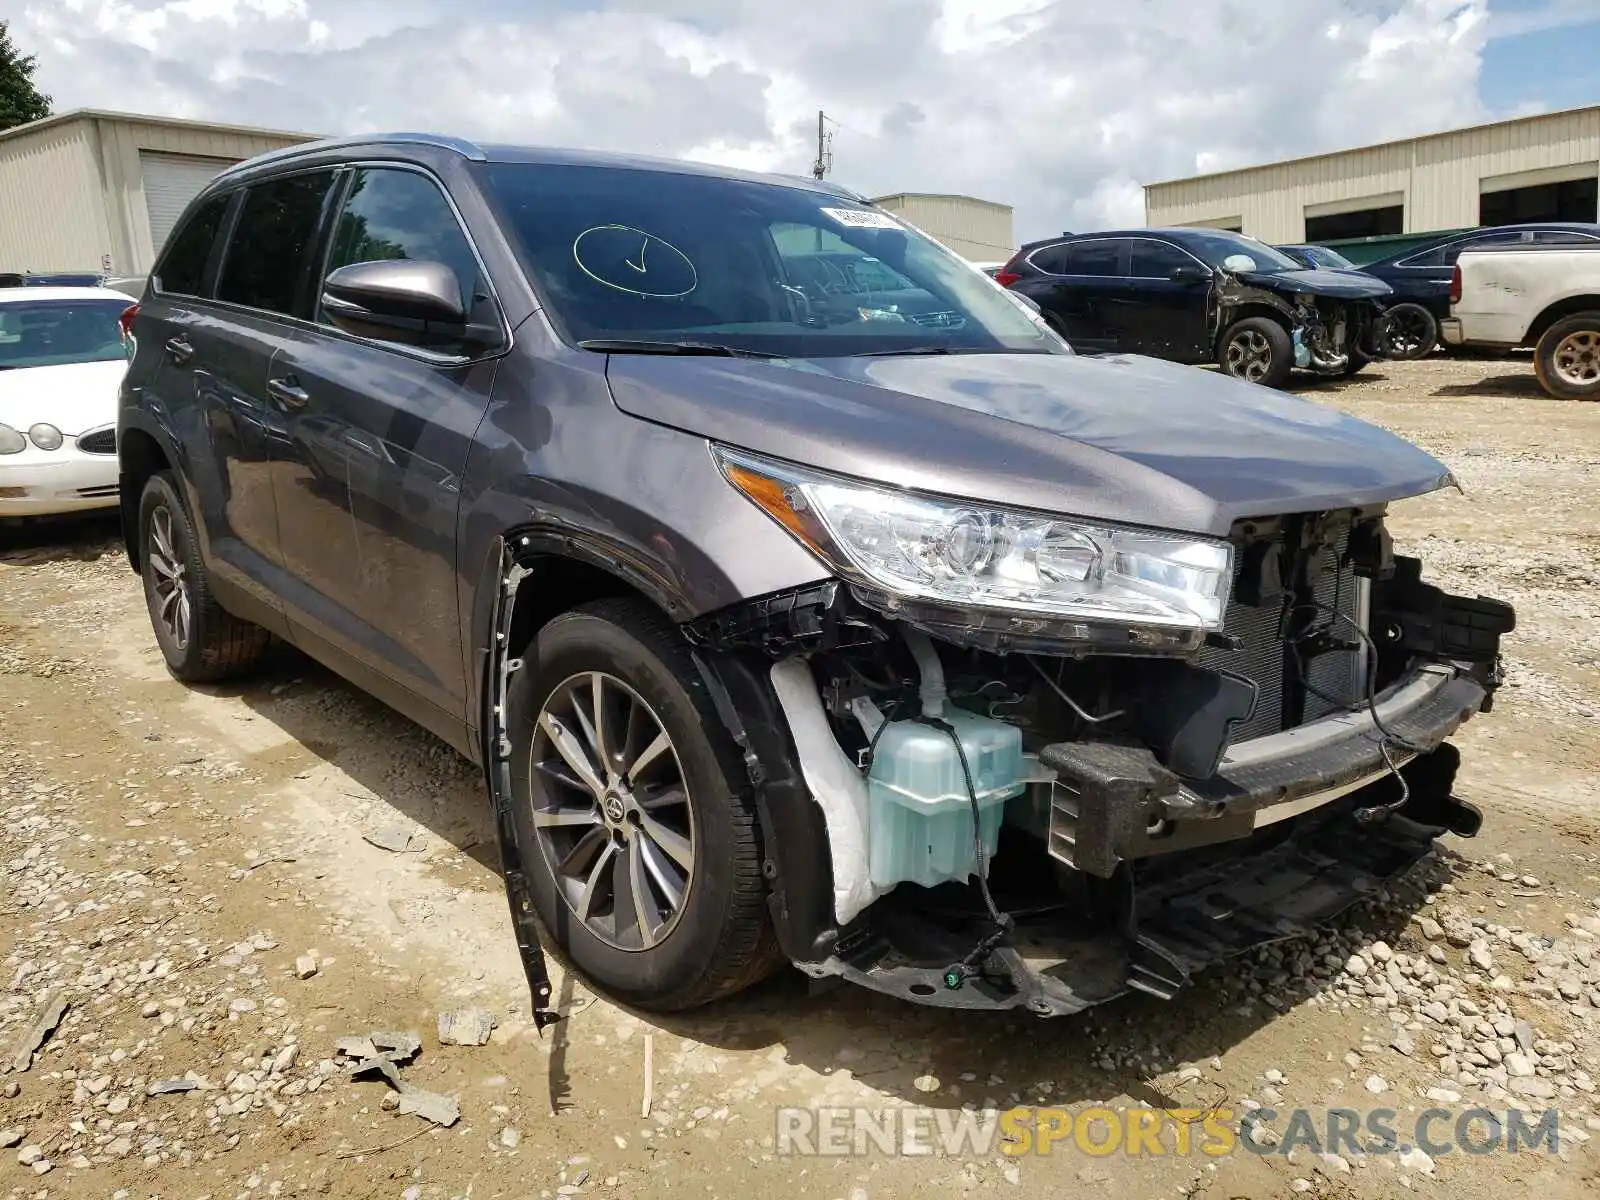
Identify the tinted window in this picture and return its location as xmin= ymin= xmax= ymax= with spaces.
xmin=323 ymin=168 xmax=482 ymax=318
xmin=1531 ymin=230 xmax=1600 ymax=245
xmin=1028 ymin=244 xmax=1074 ymax=274
xmin=1405 ymin=231 xmax=1522 ymax=268
xmin=482 ymin=162 xmax=1058 ymax=358
xmin=216 ymin=171 xmax=337 ymax=316
xmin=1128 ymin=239 xmax=1195 ymax=278
xmin=156 ymin=192 xmax=231 ymax=297
xmin=1178 ymin=230 xmax=1304 ymax=273
xmin=0 ymin=299 xmax=130 ymax=368
xmin=1056 ymin=241 xmax=1123 ymax=277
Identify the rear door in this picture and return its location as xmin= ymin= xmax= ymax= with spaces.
xmin=267 ymin=164 xmax=502 ymax=723
xmin=1122 ymin=237 xmax=1212 ymax=360
xmin=134 ymin=186 xmax=292 ymax=621
xmin=1026 ymin=239 xmax=1126 ymax=352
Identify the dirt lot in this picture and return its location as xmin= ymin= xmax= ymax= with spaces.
xmin=2 ymin=354 xmax=1600 ymax=1200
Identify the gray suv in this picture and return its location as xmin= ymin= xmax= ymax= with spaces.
xmin=118 ymin=134 xmax=1513 ymax=1023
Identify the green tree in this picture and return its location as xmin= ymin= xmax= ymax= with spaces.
xmin=0 ymin=22 xmax=51 ymax=132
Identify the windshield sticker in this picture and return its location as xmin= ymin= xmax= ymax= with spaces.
xmin=820 ymin=207 xmax=903 ymax=231
xmin=572 ymin=225 xmax=699 ymax=298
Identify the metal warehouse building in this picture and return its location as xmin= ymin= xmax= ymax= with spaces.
xmin=869 ymin=192 xmax=1016 ymax=262
xmin=1145 ymin=105 xmax=1600 ymax=261
xmin=0 ymin=108 xmax=313 ymax=278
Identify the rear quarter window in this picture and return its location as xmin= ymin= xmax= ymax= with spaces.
xmin=154 ymin=192 xmax=232 ymax=297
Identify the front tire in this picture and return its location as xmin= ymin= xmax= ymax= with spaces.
xmin=1219 ymin=317 xmax=1293 ymax=388
xmin=1534 ymin=312 xmax=1600 ymax=401
xmin=506 ymin=598 xmax=779 ymax=1011
xmin=1380 ymin=303 xmax=1437 ymax=360
xmin=138 ymin=472 xmax=270 ymax=682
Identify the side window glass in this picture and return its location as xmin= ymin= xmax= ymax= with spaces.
xmin=1444 ymin=232 xmax=1520 ymax=265
xmin=1531 ymin=230 xmax=1599 ymax=245
xmin=1028 ymin=244 xmax=1073 ymax=274
xmin=1059 ymin=241 xmax=1123 ymax=277
xmin=155 ymin=192 xmax=231 ymax=297
xmin=1128 ymin=240 xmax=1193 ymax=278
xmin=216 ymin=172 xmax=337 ymax=316
xmin=323 ymin=168 xmax=482 ymax=324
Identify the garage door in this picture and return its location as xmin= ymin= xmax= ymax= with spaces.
xmin=140 ymin=151 xmax=237 ymax=259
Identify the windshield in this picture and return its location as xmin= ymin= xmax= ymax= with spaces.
xmin=1301 ymin=245 xmax=1356 ymax=270
xmin=1181 ymin=231 xmax=1305 ymax=275
xmin=0 ymin=299 xmax=129 ymax=369
xmin=481 ymin=162 xmax=1062 ymax=357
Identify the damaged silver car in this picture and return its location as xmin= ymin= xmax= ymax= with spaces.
xmin=118 ymin=136 xmax=1513 ymax=1025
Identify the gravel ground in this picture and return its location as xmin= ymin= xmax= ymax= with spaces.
xmin=1 ymin=354 xmax=1599 ymax=1199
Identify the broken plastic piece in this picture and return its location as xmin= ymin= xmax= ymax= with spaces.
xmin=397 ymin=1088 xmax=460 ymax=1127
xmin=436 ymin=1008 xmax=496 ymax=1047
xmin=370 ymin=1031 xmax=422 ymax=1063
xmin=770 ymin=657 xmax=881 ymax=924
xmin=362 ymin=825 xmax=416 ymax=854
xmin=333 ymin=1036 xmax=378 ymax=1060
xmin=7 ymin=990 xmax=67 ymax=1073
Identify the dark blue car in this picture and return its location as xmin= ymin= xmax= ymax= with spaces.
xmin=1360 ymin=222 xmax=1600 ymax=357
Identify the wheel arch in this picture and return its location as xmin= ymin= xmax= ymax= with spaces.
xmin=474 ymin=529 xmax=837 ymax=972
xmin=1528 ymin=296 xmax=1600 ymax=347
xmin=117 ymin=418 xmax=178 ymax=572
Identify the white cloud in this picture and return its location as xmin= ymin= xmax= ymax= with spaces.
xmin=1 ymin=0 xmax=1523 ymax=239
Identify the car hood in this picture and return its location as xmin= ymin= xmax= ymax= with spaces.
xmin=604 ymin=350 xmax=1453 ymax=537
xmin=0 ymin=360 xmax=127 ymax=436
xmin=1230 ymin=267 xmax=1393 ymax=300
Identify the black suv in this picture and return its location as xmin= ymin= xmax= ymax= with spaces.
xmin=997 ymin=228 xmax=1392 ymax=388
xmin=118 ymin=134 xmax=1511 ymax=1021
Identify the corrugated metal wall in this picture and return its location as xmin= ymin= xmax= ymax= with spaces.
xmin=1145 ymin=108 xmax=1600 ymax=243
xmin=0 ymin=113 xmax=310 ymax=277
xmin=875 ymin=194 xmax=1016 ymax=261
xmin=0 ymin=123 xmax=110 ymax=273
xmin=91 ymin=117 xmax=309 ymax=273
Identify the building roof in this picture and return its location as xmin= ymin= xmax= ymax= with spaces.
xmin=870 ymin=191 xmax=1013 ymax=212
xmin=0 ymin=107 xmax=318 ymax=146
xmin=1144 ymin=102 xmax=1600 ymax=191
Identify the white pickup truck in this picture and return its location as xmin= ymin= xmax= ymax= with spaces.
xmin=1442 ymin=245 xmax=1600 ymax=400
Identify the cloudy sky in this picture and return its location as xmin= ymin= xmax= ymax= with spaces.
xmin=5 ymin=0 xmax=1599 ymax=240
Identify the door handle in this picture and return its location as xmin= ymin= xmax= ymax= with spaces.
xmin=164 ymin=335 xmax=194 ymax=364
xmin=267 ymin=376 xmax=310 ymax=410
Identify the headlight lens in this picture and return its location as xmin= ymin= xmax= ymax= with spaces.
xmin=0 ymin=424 xmax=24 ymax=454
xmin=715 ymin=447 xmax=1233 ymax=631
xmin=28 ymin=423 xmax=63 ymax=451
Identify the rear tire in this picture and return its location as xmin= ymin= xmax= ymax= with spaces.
xmin=1380 ymin=303 xmax=1437 ymax=360
xmin=505 ymin=598 xmax=779 ymax=1011
xmin=1534 ymin=312 xmax=1600 ymax=401
xmin=137 ymin=472 xmax=270 ymax=682
xmin=1218 ymin=317 xmax=1293 ymax=388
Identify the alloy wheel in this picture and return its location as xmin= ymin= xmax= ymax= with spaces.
xmin=528 ymin=671 xmax=696 ymax=951
xmin=1226 ymin=329 xmax=1273 ymax=382
xmin=147 ymin=504 xmax=192 ymax=652
xmin=1385 ymin=308 xmax=1430 ymax=358
xmin=1553 ymin=330 xmax=1600 ymax=388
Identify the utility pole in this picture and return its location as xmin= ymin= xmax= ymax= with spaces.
xmin=812 ymin=109 xmax=833 ymax=179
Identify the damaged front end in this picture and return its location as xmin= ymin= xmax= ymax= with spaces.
xmin=683 ymin=471 xmax=1514 ymax=1016
xmin=1219 ymin=271 xmax=1391 ymax=374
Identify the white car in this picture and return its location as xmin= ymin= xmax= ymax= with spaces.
xmin=0 ymin=287 xmax=134 ymax=516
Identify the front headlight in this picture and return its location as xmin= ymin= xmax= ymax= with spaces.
xmin=28 ymin=423 xmax=63 ymax=451
xmin=0 ymin=424 xmax=24 ymax=455
xmin=715 ymin=447 xmax=1233 ymax=631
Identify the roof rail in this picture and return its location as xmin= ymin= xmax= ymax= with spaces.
xmin=214 ymin=131 xmax=488 ymax=179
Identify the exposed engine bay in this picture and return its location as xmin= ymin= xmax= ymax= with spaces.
xmin=675 ymin=505 xmax=1515 ymax=1016
xmin=1216 ymin=274 xmax=1388 ymax=376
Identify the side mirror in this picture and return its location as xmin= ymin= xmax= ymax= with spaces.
xmin=321 ymin=260 xmax=500 ymax=353
xmin=1169 ymin=264 xmax=1211 ymax=284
